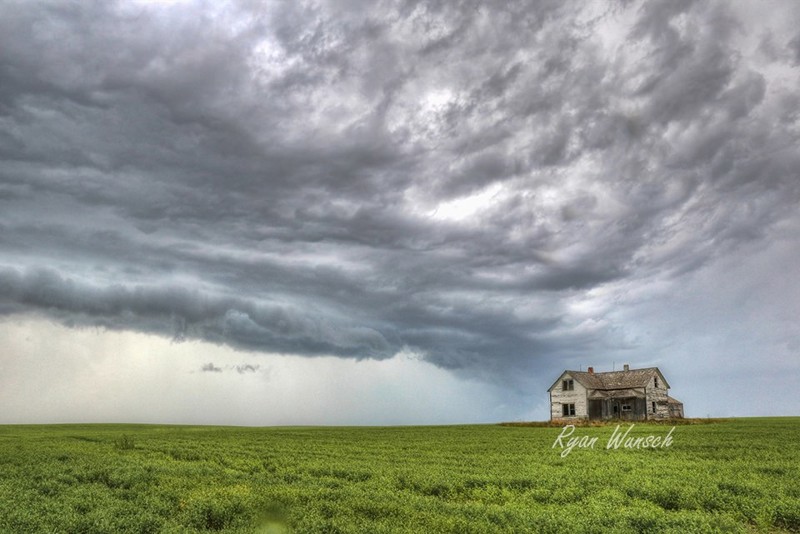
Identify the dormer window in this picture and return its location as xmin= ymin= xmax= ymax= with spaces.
xmin=562 ymin=379 xmax=574 ymax=391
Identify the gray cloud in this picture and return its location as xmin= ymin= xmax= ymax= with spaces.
xmin=1 ymin=0 xmax=799 ymax=392
xmin=235 ymin=364 xmax=260 ymax=374
xmin=789 ymin=33 xmax=800 ymax=65
xmin=198 ymin=362 xmax=260 ymax=374
xmin=201 ymin=363 xmax=222 ymax=373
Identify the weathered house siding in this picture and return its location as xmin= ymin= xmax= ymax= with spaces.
xmin=550 ymin=372 xmax=589 ymax=420
xmin=668 ymin=397 xmax=684 ymax=418
xmin=644 ymin=372 xmax=670 ymax=419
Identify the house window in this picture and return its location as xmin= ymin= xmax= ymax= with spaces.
xmin=652 ymin=401 xmax=656 ymax=413
xmin=562 ymin=379 xmax=574 ymax=391
xmin=621 ymin=404 xmax=632 ymax=412
xmin=562 ymin=403 xmax=576 ymax=416
xmin=654 ymin=377 xmax=659 ymax=388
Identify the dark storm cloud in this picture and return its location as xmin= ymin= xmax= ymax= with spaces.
xmin=1 ymin=0 xmax=799 ymax=386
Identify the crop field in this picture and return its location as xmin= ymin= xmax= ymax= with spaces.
xmin=0 ymin=418 xmax=798 ymax=533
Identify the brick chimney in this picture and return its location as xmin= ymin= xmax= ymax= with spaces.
xmin=623 ymin=364 xmax=630 ymax=371
xmin=588 ymin=366 xmax=594 ymax=374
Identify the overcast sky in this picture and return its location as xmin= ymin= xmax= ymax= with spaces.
xmin=1 ymin=0 xmax=799 ymax=425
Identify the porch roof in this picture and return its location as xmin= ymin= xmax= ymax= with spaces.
xmin=587 ymin=388 xmax=646 ymax=399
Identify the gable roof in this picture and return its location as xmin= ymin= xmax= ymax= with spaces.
xmin=547 ymin=367 xmax=670 ymax=392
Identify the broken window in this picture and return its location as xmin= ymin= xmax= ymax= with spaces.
xmin=654 ymin=377 xmax=659 ymax=388
xmin=652 ymin=401 xmax=656 ymax=413
xmin=621 ymin=404 xmax=632 ymax=412
xmin=562 ymin=379 xmax=574 ymax=391
xmin=562 ymin=403 xmax=576 ymax=416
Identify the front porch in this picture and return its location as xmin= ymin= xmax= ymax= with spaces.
xmin=587 ymin=389 xmax=647 ymax=421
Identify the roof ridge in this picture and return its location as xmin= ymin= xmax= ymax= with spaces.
xmin=573 ymin=367 xmax=657 ymax=374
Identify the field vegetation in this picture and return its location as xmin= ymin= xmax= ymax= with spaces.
xmin=0 ymin=418 xmax=798 ymax=532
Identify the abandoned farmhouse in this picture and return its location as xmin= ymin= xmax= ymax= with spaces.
xmin=548 ymin=365 xmax=684 ymax=421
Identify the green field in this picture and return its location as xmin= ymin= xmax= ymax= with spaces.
xmin=1 ymin=418 xmax=798 ymax=533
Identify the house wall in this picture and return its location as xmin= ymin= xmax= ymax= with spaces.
xmin=644 ymin=373 xmax=670 ymax=419
xmin=550 ymin=374 xmax=588 ymax=420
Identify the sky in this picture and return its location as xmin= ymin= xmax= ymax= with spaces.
xmin=1 ymin=0 xmax=799 ymax=425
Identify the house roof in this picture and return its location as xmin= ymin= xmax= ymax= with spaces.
xmin=547 ymin=367 xmax=670 ymax=391
xmin=667 ymin=396 xmax=683 ymax=405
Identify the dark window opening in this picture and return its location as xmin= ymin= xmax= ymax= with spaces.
xmin=654 ymin=377 xmax=659 ymax=388
xmin=622 ymin=404 xmax=632 ymax=412
xmin=562 ymin=379 xmax=574 ymax=391
xmin=562 ymin=403 xmax=576 ymax=416
xmin=652 ymin=401 xmax=656 ymax=413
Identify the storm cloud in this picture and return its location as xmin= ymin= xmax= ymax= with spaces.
xmin=1 ymin=0 xmax=799 ymax=396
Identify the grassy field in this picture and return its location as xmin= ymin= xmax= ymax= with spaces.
xmin=0 ymin=418 xmax=798 ymax=533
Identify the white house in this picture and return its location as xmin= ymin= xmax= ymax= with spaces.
xmin=548 ymin=364 xmax=684 ymax=421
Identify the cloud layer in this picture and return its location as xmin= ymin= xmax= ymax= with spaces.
xmin=1 ymin=0 xmax=799 ymax=392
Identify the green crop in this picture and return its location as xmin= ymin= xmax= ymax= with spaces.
xmin=0 ymin=418 xmax=797 ymax=532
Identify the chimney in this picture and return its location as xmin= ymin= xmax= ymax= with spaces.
xmin=623 ymin=364 xmax=630 ymax=372
xmin=588 ymin=366 xmax=594 ymax=374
